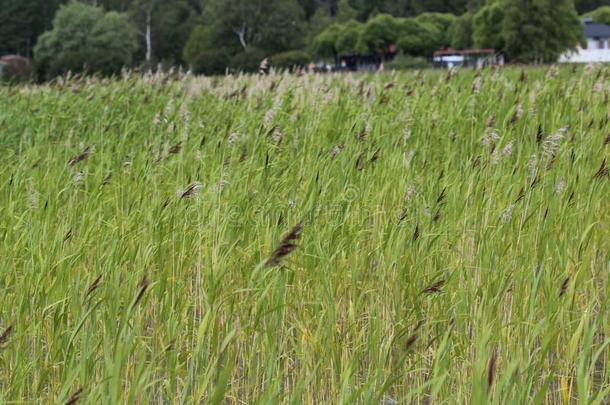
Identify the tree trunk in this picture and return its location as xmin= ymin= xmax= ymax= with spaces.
xmin=145 ymin=10 xmax=152 ymax=63
xmin=234 ymin=24 xmax=248 ymax=51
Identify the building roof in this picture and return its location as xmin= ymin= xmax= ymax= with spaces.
xmin=433 ymin=49 xmax=496 ymax=57
xmin=584 ymin=22 xmax=610 ymax=38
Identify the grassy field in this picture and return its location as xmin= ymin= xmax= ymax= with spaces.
xmin=0 ymin=66 xmax=609 ymax=404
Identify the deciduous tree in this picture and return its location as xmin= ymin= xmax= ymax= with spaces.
xmin=34 ymin=2 xmax=136 ymax=77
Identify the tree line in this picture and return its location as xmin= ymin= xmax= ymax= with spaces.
xmin=1 ymin=0 xmax=609 ymax=78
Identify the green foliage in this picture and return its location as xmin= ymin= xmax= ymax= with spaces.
xmin=503 ymin=0 xmax=584 ymax=63
xmin=3 ymin=0 xmax=601 ymax=74
xmin=385 ymin=52 xmax=429 ymax=69
xmin=574 ymin=0 xmax=610 ymax=14
xmin=311 ymin=23 xmax=344 ymax=59
xmin=136 ymin=0 xmax=199 ymax=64
xmin=183 ymin=0 xmax=304 ymax=73
xmin=412 ymin=0 xmax=468 ymax=14
xmin=306 ymin=6 xmax=335 ymax=41
xmin=0 ymin=0 xmax=66 ymax=56
xmin=194 ymin=0 xmax=305 ymax=54
xmin=187 ymin=49 xmax=230 ymax=75
xmin=269 ymin=50 xmax=311 ymax=70
xmin=397 ymin=18 xmax=441 ymax=56
xmin=183 ymin=25 xmax=219 ymax=68
xmin=414 ymin=12 xmax=457 ymax=47
xmin=258 ymin=0 xmax=306 ymax=52
xmin=335 ymin=20 xmax=366 ymax=55
xmin=449 ymin=12 xmax=473 ymax=49
xmin=472 ymin=2 xmax=504 ymax=50
xmin=228 ymin=48 xmax=267 ymax=72
xmin=337 ymin=0 xmax=359 ymax=22
xmin=1 ymin=66 xmax=610 ymax=403
xmin=358 ymin=13 xmax=401 ymax=54
xmin=89 ymin=12 xmax=139 ymax=74
xmin=34 ymin=2 xmax=136 ymax=78
xmin=586 ymin=5 xmax=610 ymax=25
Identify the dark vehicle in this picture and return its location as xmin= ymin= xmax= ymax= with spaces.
xmin=0 ymin=55 xmax=31 ymax=82
xmin=433 ymin=49 xmax=504 ymax=69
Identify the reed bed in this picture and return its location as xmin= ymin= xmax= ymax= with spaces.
xmin=0 ymin=65 xmax=609 ymax=403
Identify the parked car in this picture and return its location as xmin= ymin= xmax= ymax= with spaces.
xmin=0 ymin=55 xmax=31 ymax=82
xmin=433 ymin=49 xmax=504 ymax=69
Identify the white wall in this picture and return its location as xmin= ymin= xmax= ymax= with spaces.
xmin=586 ymin=38 xmax=608 ymax=50
xmin=560 ymin=44 xmax=610 ymax=63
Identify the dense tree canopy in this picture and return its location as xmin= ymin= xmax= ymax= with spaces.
xmin=574 ymin=0 xmax=610 ymax=14
xmin=34 ymin=2 xmax=136 ymax=78
xmin=0 ymin=0 xmax=604 ymax=77
xmin=472 ymin=2 xmax=505 ymax=50
xmin=586 ymin=5 xmax=610 ymax=24
xmin=503 ymin=0 xmax=583 ymax=63
xmin=0 ymin=0 xmax=67 ymax=56
xmin=449 ymin=12 xmax=473 ymax=49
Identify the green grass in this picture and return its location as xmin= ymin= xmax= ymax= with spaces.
xmin=0 ymin=66 xmax=609 ymax=404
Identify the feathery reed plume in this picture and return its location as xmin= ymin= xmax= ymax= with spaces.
xmin=501 ymin=204 xmax=515 ymax=223
xmin=536 ymin=125 xmax=544 ymax=144
xmin=356 ymin=153 xmax=366 ymax=170
xmin=502 ymin=141 xmax=513 ymax=157
xmin=486 ymin=115 xmax=495 ymax=128
xmin=482 ymin=128 xmax=500 ymax=148
xmin=405 ymin=333 xmax=418 ymax=350
xmin=179 ymin=182 xmax=202 ymax=199
xmin=510 ymin=104 xmax=523 ymax=125
xmin=101 ymin=174 xmax=112 ymax=186
xmin=398 ymin=209 xmax=408 ymax=223
xmin=358 ymin=123 xmax=371 ymax=141
xmin=65 ymin=388 xmax=83 ymax=405
xmin=73 ymin=172 xmax=85 ymax=186
xmin=542 ymin=128 xmax=567 ymax=158
xmin=436 ymin=188 xmax=447 ymax=205
xmin=593 ymin=159 xmax=608 ymax=180
xmin=133 ymin=276 xmax=149 ymax=307
xmin=0 ymin=325 xmax=13 ymax=347
xmin=487 ymin=350 xmax=498 ymax=389
xmin=239 ymin=146 xmax=248 ymax=162
xmin=259 ymin=58 xmax=270 ymax=75
xmin=422 ymin=279 xmax=445 ymax=294
xmin=169 ymin=142 xmax=182 ymax=155
xmin=559 ymin=276 xmax=570 ymax=297
xmin=472 ymin=76 xmax=483 ymax=94
xmin=404 ymin=184 xmax=416 ymax=204
xmin=86 ymin=275 xmax=103 ymax=298
xmin=330 ymin=145 xmax=344 ymax=159
xmin=433 ymin=209 xmax=441 ymax=222
xmin=405 ymin=320 xmax=424 ymax=351
xmin=514 ymin=187 xmax=525 ymax=203
xmin=555 ymin=178 xmax=566 ymax=195
xmin=68 ymin=147 xmax=90 ymax=166
xmin=370 ymin=147 xmax=381 ymax=164
xmin=63 ymin=228 xmax=73 ymax=243
xmin=412 ymin=223 xmax=419 ymax=242
xmin=265 ymin=223 xmax=303 ymax=268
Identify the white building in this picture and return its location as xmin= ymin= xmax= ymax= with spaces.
xmin=560 ymin=19 xmax=610 ymax=63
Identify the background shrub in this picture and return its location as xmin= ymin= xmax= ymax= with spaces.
xmin=270 ymin=50 xmax=311 ymax=70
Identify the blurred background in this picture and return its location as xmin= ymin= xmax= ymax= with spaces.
xmin=0 ymin=0 xmax=610 ymax=80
